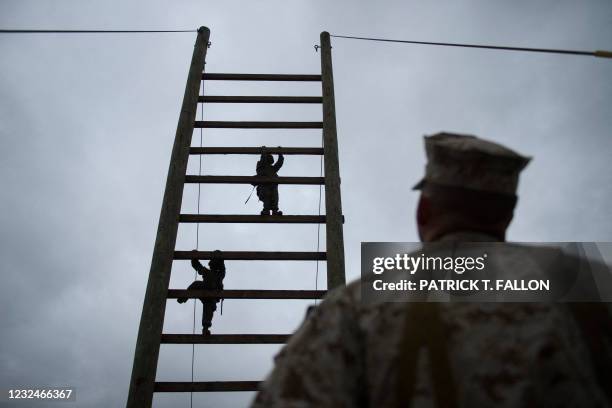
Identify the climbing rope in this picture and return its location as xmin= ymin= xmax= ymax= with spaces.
xmin=314 ymin=133 xmax=324 ymax=306
xmin=190 ymin=81 xmax=205 ymax=408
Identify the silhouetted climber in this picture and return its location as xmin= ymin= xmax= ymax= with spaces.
xmin=177 ymin=250 xmax=226 ymax=335
xmin=254 ymin=147 xmax=284 ymax=216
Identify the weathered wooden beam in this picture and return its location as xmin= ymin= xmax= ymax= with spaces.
xmin=194 ymin=121 xmax=323 ymax=129
xmin=202 ymin=73 xmax=321 ymax=81
xmin=189 ymin=147 xmax=324 ymax=155
xmin=320 ymin=32 xmax=346 ymax=290
xmin=127 ymin=26 xmax=210 ymax=408
xmin=179 ymin=214 xmax=326 ymax=223
xmin=174 ymin=250 xmax=326 ymax=261
xmin=155 ymin=381 xmax=261 ymax=392
xmin=184 ymin=175 xmax=324 ymax=185
xmin=160 ymin=334 xmax=290 ymax=344
xmin=167 ymin=289 xmax=327 ymax=299
xmin=199 ymin=95 xmax=322 ymax=103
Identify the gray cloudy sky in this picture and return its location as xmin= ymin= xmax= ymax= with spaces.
xmin=1 ymin=0 xmax=611 ymax=407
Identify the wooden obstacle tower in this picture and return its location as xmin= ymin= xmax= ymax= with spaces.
xmin=127 ymin=26 xmax=345 ymax=407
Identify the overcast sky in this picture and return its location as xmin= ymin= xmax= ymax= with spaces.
xmin=1 ymin=1 xmax=611 ymax=407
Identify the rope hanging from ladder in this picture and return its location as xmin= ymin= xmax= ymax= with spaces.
xmin=314 ymin=133 xmax=324 ymax=306
xmin=189 ymin=80 xmax=205 ymax=408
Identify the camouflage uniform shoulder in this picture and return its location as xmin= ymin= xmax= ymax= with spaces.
xmin=252 ymin=279 xmax=369 ymax=407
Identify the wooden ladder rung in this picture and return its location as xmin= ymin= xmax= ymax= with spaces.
xmin=167 ymin=289 xmax=327 ymax=300
xmin=189 ymin=147 xmax=324 ymax=155
xmin=174 ymin=250 xmax=326 ymax=261
xmin=179 ymin=214 xmax=326 ymax=224
xmin=202 ymin=73 xmax=321 ymax=82
xmin=155 ymin=381 xmax=260 ymax=392
xmin=161 ymin=334 xmax=290 ymax=344
xmin=184 ymin=175 xmax=324 ymax=185
xmin=199 ymin=95 xmax=322 ymax=104
xmin=195 ymin=121 xmax=323 ymax=129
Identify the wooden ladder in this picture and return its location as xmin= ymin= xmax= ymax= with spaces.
xmin=126 ymin=26 xmax=345 ymax=407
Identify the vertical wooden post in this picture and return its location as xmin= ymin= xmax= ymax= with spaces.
xmin=127 ymin=26 xmax=210 ymax=408
xmin=320 ymin=31 xmax=346 ymax=289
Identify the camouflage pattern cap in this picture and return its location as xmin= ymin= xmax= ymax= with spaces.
xmin=413 ymin=132 xmax=531 ymax=196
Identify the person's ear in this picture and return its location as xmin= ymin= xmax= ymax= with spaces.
xmin=416 ymin=194 xmax=431 ymax=227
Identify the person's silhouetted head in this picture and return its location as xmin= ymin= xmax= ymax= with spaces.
xmin=209 ymin=250 xmax=224 ymax=270
xmin=412 ymin=133 xmax=530 ymax=242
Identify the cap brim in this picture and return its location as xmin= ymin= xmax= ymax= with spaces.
xmin=412 ymin=178 xmax=425 ymax=190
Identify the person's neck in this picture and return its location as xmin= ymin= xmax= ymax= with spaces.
xmin=433 ymin=230 xmax=504 ymax=242
xmin=421 ymin=219 xmax=506 ymax=242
